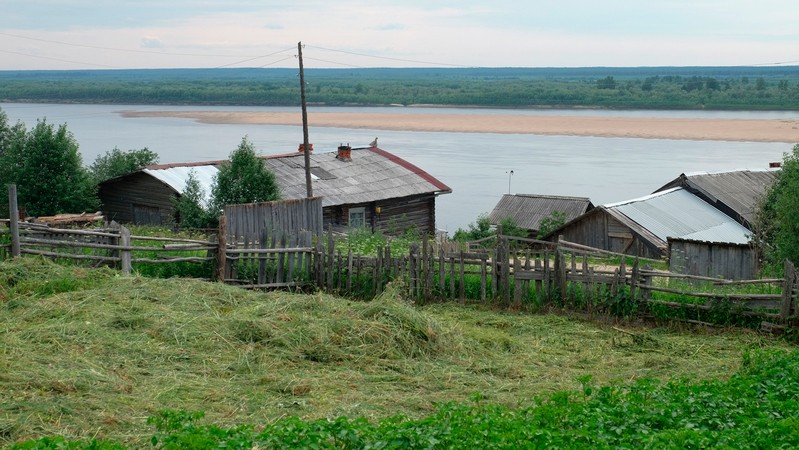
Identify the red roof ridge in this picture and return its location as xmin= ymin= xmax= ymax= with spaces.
xmin=366 ymin=146 xmax=451 ymax=193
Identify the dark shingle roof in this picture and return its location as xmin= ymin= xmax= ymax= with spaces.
xmin=655 ymin=169 xmax=778 ymax=227
xmin=487 ymin=194 xmax=593 ymax=231
xmin=141 ymin=146 xmax=450 ymax=207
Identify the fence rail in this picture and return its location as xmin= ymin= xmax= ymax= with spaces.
xmin=4 ymin=218 xmax=798 ymax=329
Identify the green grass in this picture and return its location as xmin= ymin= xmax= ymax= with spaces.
xmin=0 ymin=257 xmax=793 ymax=447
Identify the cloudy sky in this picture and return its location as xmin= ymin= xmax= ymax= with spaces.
xmin=1 ymin=1 xmax=798 ymax=70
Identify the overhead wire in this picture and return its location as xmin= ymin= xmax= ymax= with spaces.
xmin=0 ymin=49 xmax=122 ymax=69
xmin=304 ymin=44 xmax=470 ymax=67
xmin=0 ymin=31 xmax=265 ymax=58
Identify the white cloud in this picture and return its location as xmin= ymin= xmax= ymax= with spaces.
xmin=141 ymin=37 xmax=164 ymax=49
xmin=0 ymin=1 xmax=798 ymax=69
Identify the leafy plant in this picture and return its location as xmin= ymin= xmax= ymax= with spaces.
xmin=210 ymin=137 xmax=280 ymax=217
xmin=0 ymin=116 xmax=97 ymax=217
xmin=537 ymin=210 xmax=566 ymax=239
xmin=89 ymin=147 xmax=159 ymax=183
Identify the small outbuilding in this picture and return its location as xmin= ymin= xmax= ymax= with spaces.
xmin=545 ymin=187 xmax=752 ymax=260
xmin=98 ymin=144 xmax=451 ymax=235
xmin=487 ymin=194 xmax=593 ymax=238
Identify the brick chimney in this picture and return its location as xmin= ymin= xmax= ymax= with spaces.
xmin=336 ymin=143 xmax=352 ymax=161
xmin=298 ymin=143 xmax=313 ymax=153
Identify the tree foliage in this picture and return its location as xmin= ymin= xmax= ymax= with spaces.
xmin=757 ymin=144 xmax=799 ymax=269
xmin=173 ymin=170 xmax=215 ymax=229
xmin=210 ymin=137 xmax=280 ymax=214
xmin=537 ymin=210 xmax=567 ymax=239
xmin=171 ymin=137 xmax=280 ymax=229
xmin=89 ymin=147 xmax=159 ymax=183
xmin=0 ymin=114 xmax=97 ymax=217
xmin=453 ymin=214 xmax=526 ymax=246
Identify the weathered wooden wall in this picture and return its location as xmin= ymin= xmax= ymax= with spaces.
xmin=99 ymin=173 xmax=176 ymax=225
xmin=668 ymin=238 xmax=758 ymax=280
xmin=322 ymin=193 xmax=437 ymax=235
xmin=374 ymin=194 xmax=436 ymax=235
xmin=225 ymin=197 xmax=323 ymax=245
xmin=554 ymin=209 xmax=662 ymax=259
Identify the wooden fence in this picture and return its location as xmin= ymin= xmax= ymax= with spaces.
xmin=12 ymin=222 xmax=216 ymax=276
xmin=224 ymin=197 xmax=323 ymax=244
xmin=4 ymin=218 xmax=798 ymax=328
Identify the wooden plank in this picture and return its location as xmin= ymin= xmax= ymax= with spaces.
xmin=347 ymin=249 xmax=353 ymax=293
xmin=781 ymin=260 xmax=796 ymax=319
xmin=449 ymin=254 xmax=456 ymax=298
xmin=439 ymin=247 xmax=446 ymax=295
xmin=513 ymin=254 xmax=522 ymax=306
xmin=21 ymin=248 xmax=120 ymax=262
xmin=459 ymin=250 xmax=466 ymax=303
xmin=120 ymin=226 xmax=132 ymax=275
xmin=8 ymin=184 xmax=20 ymax=258
xmin=480 ymin=255 xmax=487 ymax=303
xmin=326 ymin=230 xmax=334 ymax=293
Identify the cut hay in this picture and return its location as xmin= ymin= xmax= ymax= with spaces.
xmin=0 ymin=257 xmax=791 ymax=447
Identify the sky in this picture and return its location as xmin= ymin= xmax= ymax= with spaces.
xmin=1 ymin=1 xmax=798 ymax=70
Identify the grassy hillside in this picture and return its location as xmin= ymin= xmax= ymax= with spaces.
xmin=0 ymin=257 xmax=793 ymax=447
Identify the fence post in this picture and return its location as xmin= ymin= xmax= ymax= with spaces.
xmin=780 ymin=259 xmax=796 ymax=320
xmin=8 ymin=184 xmax=20 ymax=258
xmin=216 ymin=215 xmax=227 ymax=282
xmin=120 ymin=226 xmax=132 ymax=275
xmin=641 ymin=264 xmax=652 ymax=301
xmin=326 ymin=228 xmax=334 ymax=294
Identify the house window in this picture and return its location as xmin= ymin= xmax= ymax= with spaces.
xmin=348 ymin=207 xmax=366 ymax=228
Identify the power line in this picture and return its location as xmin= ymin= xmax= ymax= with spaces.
xmin=305 ymin=44 xmax=470 ymax=67
xmin=752 ymin=59 xmax=799 ymax=67
xmin=0 ymin=31 xmax=271 ymax=58
xmin=260 ymin=56 xmax=296 ymax=68
xmin=0 ymin=49 xmax=122 ymax=69
xmin=213 ymin=47 xmax=296 ymax=68
xmin=302 ymin=56 xmax=365 ymax=69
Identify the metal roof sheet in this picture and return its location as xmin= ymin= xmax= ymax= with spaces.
xmin=488 ymin=194 xmax=593 ymax=230
xmin=144 ymin=165 xmax=218 ymax=207
xmin=655 ymin=169 xmax=778 ymax=226
xmin=607 ymin=188 xmax=751 ymax=245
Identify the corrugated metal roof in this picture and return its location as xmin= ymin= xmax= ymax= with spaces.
xmin=606 ymin=188 xmax=751 ymax=245
xmin=144 ymin=165 xmax=218 ymax=207
xmin=655 ymin=169 xmax=778 ymax=226
xmin=140 ymin=146 xmax=450 ymax=207
xmin=487 ymin=194 xmax=593 ymax=230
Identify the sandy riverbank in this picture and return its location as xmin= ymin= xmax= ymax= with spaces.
xmin=119 ymin=110 xmax=799 ymax=143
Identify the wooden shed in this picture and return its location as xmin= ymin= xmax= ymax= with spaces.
xmin=545 ymin=188 xmax=753 ymax=260
xmin=668 ymin=237 xmax=758 ymax=280
xmin=98 ymin=144 xmax=451 ymax=235
xmin=487 ymin=194 xmax=593 ymax=238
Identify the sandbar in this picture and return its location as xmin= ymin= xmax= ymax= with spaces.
xmin=119 ymin=110 xmax=799 ymax=143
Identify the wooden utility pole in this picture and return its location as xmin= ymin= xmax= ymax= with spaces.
xmin=298 ymin=41 xmax=313 ymax=198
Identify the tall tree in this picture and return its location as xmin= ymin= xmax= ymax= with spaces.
xmin=210 ymin=137 xmax=280 ymax=215
xmin=759 ymin=144 xmax=799 ymax=268
xmin=89 ymin=147 xmax=159 ymax=183
xmin=0 ymin=118 xmax=98 ymax=217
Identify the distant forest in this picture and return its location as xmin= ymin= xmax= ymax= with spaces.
xmin=2 ymin=66 xmax=799 ymax=110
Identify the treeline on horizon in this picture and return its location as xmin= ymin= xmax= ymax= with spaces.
xmin=2 ymin=66 xmax=799 ymax=110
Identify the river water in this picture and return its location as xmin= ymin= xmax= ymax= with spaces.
xmin=1 ymin=103 xmax=795 ymax=233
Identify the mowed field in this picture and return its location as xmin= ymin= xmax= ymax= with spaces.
xmin=0 ymin=258 xmax=795 ymax=447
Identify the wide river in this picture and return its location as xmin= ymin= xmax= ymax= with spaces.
xmin=2 ymin=103 xmax=797 ymax=233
